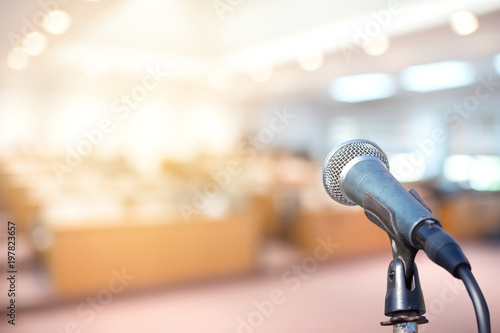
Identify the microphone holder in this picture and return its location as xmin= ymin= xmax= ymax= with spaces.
xmin=363 ymin=190 xmax=430 ymax=332
xmin=379 ymin=250 xmax=428 ymax=332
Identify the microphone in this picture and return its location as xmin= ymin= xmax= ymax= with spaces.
xmin=323 ymin=139 xmax=491 ymax=333
xmin=322 ymin=139 xmax=470 ymax=277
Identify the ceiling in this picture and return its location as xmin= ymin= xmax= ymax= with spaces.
xmin=2 ymin=0 xmax=500 ymax=80
xmin=1 ymin=0 xmax=500 ymax=164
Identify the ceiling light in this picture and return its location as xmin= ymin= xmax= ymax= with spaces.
xmin=493 ymin=54 xmax=500 ymax=76
xmin=329 ymin=73 xmax=397 ymax=102
xmin=450 ymin=10 xmax=479 ymax=36
xmin=400 ymin=60 xmax=475 ymax=92
xmin=443 ymin=154 xmax=471 ymax=182
xmin=43 ymin=10 xmax=72 ymax=35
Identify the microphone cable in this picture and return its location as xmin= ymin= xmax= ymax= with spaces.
xmin=456 ymin=265 xmax=491 ymax=333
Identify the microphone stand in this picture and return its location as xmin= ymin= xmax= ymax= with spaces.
xmin=363 ymin=191 xmax=429 ymax=333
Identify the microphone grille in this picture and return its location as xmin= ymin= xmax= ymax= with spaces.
xmin=322 ymin=139 xmax=389 ymax=205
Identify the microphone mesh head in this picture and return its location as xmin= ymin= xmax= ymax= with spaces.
xmin=322 ymin=139 xmax=389 ymax=205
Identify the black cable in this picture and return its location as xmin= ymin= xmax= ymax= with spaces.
xmin=456 ymin=265 xmax=491 ymax=333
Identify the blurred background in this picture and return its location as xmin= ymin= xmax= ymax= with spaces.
xmin=0 ymin=0 xmax=500 ymax=332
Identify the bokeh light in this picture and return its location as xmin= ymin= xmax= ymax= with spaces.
xmin=6 ymin=47 xmax=30 ymax=70
xmin=297 ymin=48 xmax=324 ymax=71
xmin=22 ymin=31 xmax=48 ymax=56
xmin=43 ymin=10 xmax=72 ymax=35
xmin=329 ymin=73 xmax=397 ymax=102
xmin=362 ymin=35 xmax=391 ymax=56
xmin=450 ymin=10 xmax=479 ymax=35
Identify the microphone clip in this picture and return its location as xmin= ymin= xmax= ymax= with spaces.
xmin=380 ymin=258 xmax=428 ymax=327
xmin=363 ymin=190 xmax=429 ymax=329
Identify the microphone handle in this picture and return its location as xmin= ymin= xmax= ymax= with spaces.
xmin=342 ymin=157 xmax=437 ymax=247
xmin=342 ymin=157 xmax=470 ymax=276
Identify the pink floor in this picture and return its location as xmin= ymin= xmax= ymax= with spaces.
xmin=1 ymin=241 xmax=499 ymax=333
